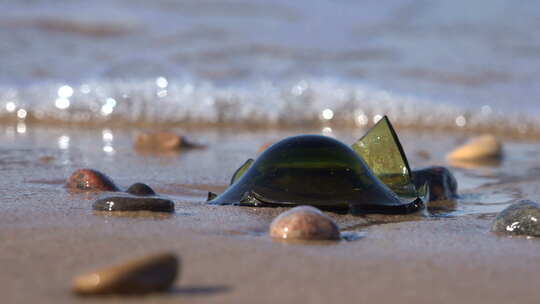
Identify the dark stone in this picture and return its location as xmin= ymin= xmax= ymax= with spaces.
xmin=93 ymin=196 xmax=174 ymax=213
xmin=412 ymin=166 xmax=457 ymax=201
xmin=491 ymin=200 xmax=540 ymax=236
xmin=66 ymin=169 xmax=119 ymax=192
xmin=134 ymin=132 xmax=204 ymax=151
xmin=126 ymin=183 xmax=156 ymax=196
xmin=73 ymin=252 xmax=179 ymax=295
xmin=207 ymin=192 xmax=217 ymax=201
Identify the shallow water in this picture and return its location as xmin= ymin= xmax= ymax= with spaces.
xmin=3 ymin=126 xmax=538 ymax=221
xmin=1 ymin=1 xmax=540 ymax=136
xmin=3 ymin=125 xmax=540 ymax=304
xmin=0 ymin=0 xmax=539 ymax=245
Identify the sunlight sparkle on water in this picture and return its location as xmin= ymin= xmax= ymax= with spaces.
xmin=291 ymin=80 xmax=308 ymax=96
xmin=455 ymin=115 xmax=467 ymax=127
xmin=355 ymin=110 xmax=368 ymax=126
xmin=103 ymin=145 xmax=115 ymax=154
xmin=80 ymin=84 xmax=91 ymax=94
xmin=58 ymin=135 xmax=70 ymax=150
xmin=102 ymin=129 xmax=114 ymax=142
xmin=157 ymin=89 xmax=168 ymax=98
xmin=321 ymin=108 xmax=334 ymax=120
xmin=57 ymin=85 xmax=74 ymax=98
xmin=101 ymin=98 xmax=117 ymax=116
xmin=55 ymin=98 xmax=70 ymax=109
xmin=322 ymin=127 xmax=333 ymax=136
xmin=17 ymin=109 xmax=27 ymax=119
xmin=156 ymin=76 xmax=168 ymax=89
xmin=16 ymin=122 xmax=26 ymax=134
xmin=5 ymin=101 xmax=16 ymax=112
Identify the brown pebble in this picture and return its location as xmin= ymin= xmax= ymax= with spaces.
xmin=39 ymin=155 xmax=55 ymax=163
xmin=269 ymin=206 xmax=340 ymax=241
xmin=448 ymin=157 xmax=502 ymax=169
xmin=415 ymin=150 xmax=431 ymax=160
xmin=66 ymin=169 xmax=119 ymax=192
xmin=134 ymin=131 xmax=203 ymax=151
xmin=447 ymin=134 xmax=502 ymax=161
xmin=72 ymin=252 xmax=179 ymax=295
xmin=257 ymin=141 xmax=275 ymax=154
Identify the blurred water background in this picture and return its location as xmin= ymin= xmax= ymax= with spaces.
xmin=1 ymin=0 xmax=539 ymax=135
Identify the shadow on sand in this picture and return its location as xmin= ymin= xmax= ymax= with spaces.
xmin=169 ymin=285 xmax=232 ymax=297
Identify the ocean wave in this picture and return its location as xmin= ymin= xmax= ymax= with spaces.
xmin=0 ymin=78 xmax=538 ymax=138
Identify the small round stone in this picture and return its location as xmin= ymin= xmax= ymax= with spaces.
xmin=93 ymin=196 xmax=174 ymax=212
xmin=269 ymin=206 xmax=340 ymax=241
xmin=66 ymin=169 xmax=119 ymax=192
xmin=412 ymin=166 xmax=458 ymax=201
xmin=447 ymin=134 xmax=502 ymax=161
xmin=73 ymin=252 xmax=179 ymax=295
xmin=257 ymin=141 xmax=275 ymax=154
xmin=134 ymin=132 xmax=202 ymax=151
xmin=415 ymin=150 xmax=431 ymax=160
xmin=491 ymin=200 xmax=540 ymax=236
xmin=126 ymin=183 xmax=156 ymax=196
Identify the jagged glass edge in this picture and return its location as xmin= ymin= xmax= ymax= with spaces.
xmin=352 ymin=116 xmax=418 ymax=197
xmin=229 ymin=158 xmax=254 ymax=186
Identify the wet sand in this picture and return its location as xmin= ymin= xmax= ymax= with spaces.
xmin=2 ymin=126 xmax=540 ymax=303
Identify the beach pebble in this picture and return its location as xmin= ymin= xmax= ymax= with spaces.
xmin=39 ymin=155 xmax=55 ymax=163
xmin=73 ymin=252 xmax=179 ymax=295
xmin=447 ymin=134 xmax=502 ymax=161
xmin=257 ymin=141 xmax=275 ymax=153
xmin=412 ymin=166 xmax=458 ymax=201
xmin=66 ymin=169 xmax=119 ymax=192
xmin=93 ymin=196 xmax=174 ymax=212
xmin=134 ymin=131 xmax=202 ymax=151
xmin=415 ymin=150 xmax=431 ymax=160
xmin=270 ymin=206 xmax=340 ymax=241
xmin=126 ymin=183 xmax=156 ymax=196
xmin=491 ymin=200 xmax=540 ymax=236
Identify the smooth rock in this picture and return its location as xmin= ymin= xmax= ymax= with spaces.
xmin=39 ymin=155 xmax=55 ymax=163
xmin=257 ymin=141 xmax=275 ymax=154
xmin=269 ymin=206 xmax=340 ymax=241
xmin=415 ymin=150 xmax=431 ymax=160
xmin=491 ymin=200 xmax=540 ymax=236
xmin=447 ymin=134 xmax=502 ymax=161
xmin=73 ymin=252 xmax=179 ymax=295
xmin=448 ymin=157 xmax=502 ymax=169
xmin=134 ymin=131 xmax=203 ymax=151
xmin=412 ymin=166 xmax=458 ymax=201
xmin=93 ymin=195 xmax=174 ymax=212
xmin=126 ymin=183 xmax=156 ymax=196
xmin=66 ymin=169 xmax=119 ymax=192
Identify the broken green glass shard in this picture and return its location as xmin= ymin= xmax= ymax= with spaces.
xmin=230 ymin=158 xmax=254 ymax=185
xmin=208 ymin=135 xmax=423 ymax=214
xmin=225 ymin=116 xmax=419 ymax=198
xmin=351 ymin=116 xmax=417 ymax=197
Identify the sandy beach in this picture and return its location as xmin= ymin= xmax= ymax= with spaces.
xmin=2 ymin=1 xmax=540 ymax=302
xmin=1 ymin=126 xmax=540 ymax=303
